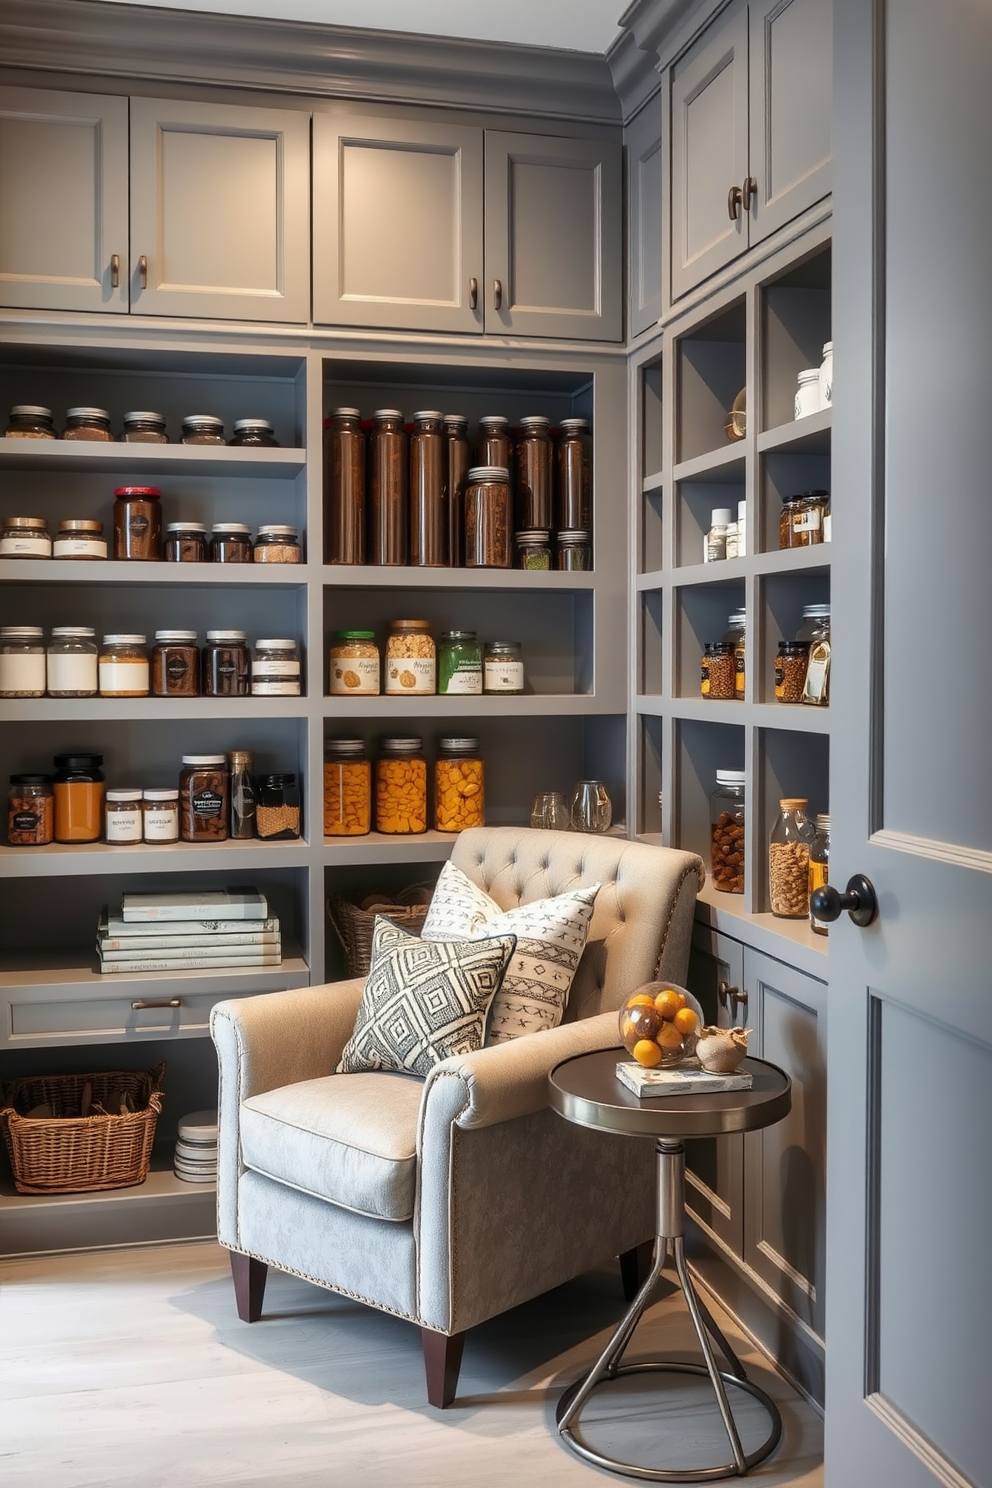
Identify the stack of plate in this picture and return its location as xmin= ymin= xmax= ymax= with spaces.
xmin=174 ymin=1110 xmax=218 ymax=1184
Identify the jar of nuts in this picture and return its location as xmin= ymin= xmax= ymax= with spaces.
xmin=179 ymin=755 xmax=229 ymax=843
xmin=709 ymin=770 xmax=745 ymax=894
xmin=769 ymin=798 xmax=815 ymax=918
xmin=384 ymin=620 xmax=436 ymax=696
xmin=435 ymin=737 xmax=484 ymax=832
xmin=375 ymin=737 xmax=427 ymax=834
xmin=329 ymin=631 xmax=380 ymax=696
xmin=323 ymin=737 xmax=371 ymax=836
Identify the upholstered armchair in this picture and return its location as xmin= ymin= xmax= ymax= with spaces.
xmin=210 ymin=827 xmax=705 ymax=1407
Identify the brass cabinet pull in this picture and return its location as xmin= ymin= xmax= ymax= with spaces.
xmin=493 ymin=278 xmax=502 ymax=310
xmin=138 ymin=254 xmax=148 ymax=290
xmin=727 ymin=184 xmax=742 ymax=221
xmin=742 ymin=175 xmax=756 ymax=213
xmin=717 ymin=981 xmax=737 ymax=1010
xmin=110 ymin=253 xmax=120 ymax=288
xmin=717 ymin=982 xmax=748 ymax=1022
xmin=469 ymin=277 xmax=478 ymax=310
xmin=131 ymin=998 xmax=182 ymax=1010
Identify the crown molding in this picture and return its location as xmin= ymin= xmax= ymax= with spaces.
xmin=0 ymin=0 xmax=622 ymax=124
xmin=607 ymin=27 xmax=660 ymax=125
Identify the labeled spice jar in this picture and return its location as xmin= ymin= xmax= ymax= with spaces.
xmin=4 ymin=406 xmax=56 ymax=439
xmin=370 ymin=409 xmax=408 ymax=566
xmin=558 ymin=417 xmax=592 ymax=531
xmin=484 ymin=640 xmax=524 ymax=695
xmin=774 ymin=640 xmax=810 ymax=703
xmin=47 ymin=627 xmax=98 ymax=697
xmin=704 ymin=508 xmax=732 ymax=563
xmin=164 ymin=522 xmax=207 ymax=563
xmin=252 ymin=638 xmax=301 ymax=696
xmin=181 ymin=415 xmax=225 ymax=446
xmin=113 ymin=486 xmax=162 ymax=561
xmin=202 ymin=630 xmax=250 ymax=697
xmin=151 ymin=631 xmax=200 ymax=698
xmin=53 ymin=519 xmax=107 ymax=560
xmin=464 ymin=466 xmax=511 ymax=568
xmin=99 ymin=634 xmax=150 ymax=697
xmin=516 ymin=529 xmax=552 ymax=570
xmin=515 ymin=415 xmax=553 ymax=532
xmin=63 ymin=407 xmax=113 ymax=442
xmin=375 ymin=737 xmax=427 ymax=835
xmin=438 ymin=631 xmax=482 ymax=695
xmin=435 ymin=737 xmax=485 ymax=832
xmin=769 ymin=798 xmax=814 ymax=917
xmin=7 ymin=775 xmax=54 ymax=846
xmin=210 ymin=523 xmax=253 ymax=564
xmin=323 ymin=738 xmax=371 ymax=837
xmin=710 ymin=769 xmax=745 ymax=894
xmin=809 ymin=813 xmax=831 ymax=935
xmin=410 ymin=410 xmax=446 ymax=567
xmin=797 ymin=604 xmax=831 ymax=706
xmin=329 ymin=631 xmax=380 ymax=696
xmin=256 ymin=773 xmax=301 ymax=840
xmin=53 ymin=753 xmax=104 ymax=843
xmin=228 ymin=750 xmax=256 ymax=840
xmin=701 ymin=642 xmax=735 ymax=700
xmin=105 ymin=789 xmax=143 ymax=845
xmin=781 ymin=490 xmax=827 ymax=549
xmin=0 ymin=517 xmax=52 ymax=558
xmin=229 ymin=418 xmax=278 ymax=447
xmin=325 ymin=408 xmax=365 ymax=566
xmin=444 ymin=414 xmax=470 ymax=568
xmin=557 ymin=529 xmax=591 ymax=570
xmin=121 ymin=411 xmax=168 ymax=444
xmin=385 ymin=619 xmax=435 ymax=696
xmin=724 ymin=610 xmax=746 ymax=700
xmin=179 ymin=755 xmax=229 ymax=842
xmin=142 ymin=789 xmax=180 ymax=843
xmin=253 ymin=525 xmax=301 ymax=564
xmin=0 ymin=627 xmax=46 ymax=697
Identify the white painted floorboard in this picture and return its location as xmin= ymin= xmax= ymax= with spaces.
xmin=0 ymin=1242 xmax=823 ymax=1487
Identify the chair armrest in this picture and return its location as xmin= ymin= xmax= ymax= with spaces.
xmin=210 ymin=979 xmax=364 ymax=1101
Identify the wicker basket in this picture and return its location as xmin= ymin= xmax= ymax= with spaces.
xmin=0 ymin=1062 xmax=165 ymax=1195
xmin=327 ymin=885 xmax=434 ymax=978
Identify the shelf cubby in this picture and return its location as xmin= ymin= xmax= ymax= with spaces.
xmin=759 ymin=447 xmax=831 ymax=555
xmin=759 ymin=244 xmax=832 ymax=433
xmin=675 ymin=298 xmax=746 ymax=465
xmin=637 ymin=713 xmax=665 ymax=838
xmin=675 ymin=476 xmax=746 ymax=569
xmin=640 ymin=353 xmax=663 ymax=483
xmin=674 ymin=717 xmax=745 ymax=876
xmin=674 ymin=578 xmax=746 ymax=700
xmin=759 ymin=567 xmax=831 ymax=705
xmin=638 ymin=587 xmax=664 ymax=697
xmin=755 ymin=727 xmax=830 ymax=915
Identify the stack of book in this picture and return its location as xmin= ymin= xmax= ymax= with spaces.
xmin=616 ymin=1060 xmax=753 ymax=1098
xmin=174 ymin=1110 xmax=219 ymax=1185
xmin=96 ymin=887 xmax=281 ymax=974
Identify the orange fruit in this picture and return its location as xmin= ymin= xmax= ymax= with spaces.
xmin=627 ymin=993 xmax=656 ymax=1009
xmin=653 ymin=989 xmax=682 ymax=1021
xmin=674 ymin=1007 xmax=699 ymax=1035
xmin=632 ymin=1038 xmax=663 ymax=1068
xmin=655 ymin=1022 xmax=684 ymax=1051
xmin=677 ymin=992 xmax=687 ymax=1009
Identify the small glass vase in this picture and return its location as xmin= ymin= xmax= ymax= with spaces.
xmin=530 ymin=792 xmax=570 ymax=830
xmin=570 ymin=781 xmax=612 ymax=833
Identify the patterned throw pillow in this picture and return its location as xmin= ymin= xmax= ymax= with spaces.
xmin=421 ymin=861 xmax=601 ymax=1044
xmin=338 ymin=916 xmax=517 ymax=1077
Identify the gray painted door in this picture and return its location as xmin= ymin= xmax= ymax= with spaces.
xmin=312 ymin=113 xmax=484 ymax=334
xmin=129 ymin=98 xmax=310 ymax=323
xmin=0 ymin=86 xmax=129 ymax=314
xmin=626 ymin=98 xmax=664 ymax=338
xmin=748 ymin=0 xmax=832 ymax=247
xmin=827 ymin=1 xmax=992 ymax=1484
xmin=670 ymin=3 xmax=749 ymax=301
xmin=484 ymin=131 xmax=622 ymax=341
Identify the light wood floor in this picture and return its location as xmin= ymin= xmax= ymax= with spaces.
xmin=0 ymin=1241 xmax=823 ymax=1486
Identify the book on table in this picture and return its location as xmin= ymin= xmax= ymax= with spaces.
xmin=616 ymin=1061 xmax=753 ymax=1098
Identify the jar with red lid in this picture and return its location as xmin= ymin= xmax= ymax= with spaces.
xmin=113 ymin=486 xmax=162 ymax=561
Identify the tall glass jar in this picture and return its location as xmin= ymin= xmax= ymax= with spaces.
xmin=375 ymin=736 xmax=427 ymax=835
xmin=515 ymin=415 xmax=553 ymax=532
xmin=0 ymin=627 xmax=46 ymax=697
xmin=53 ymin=753 xmax=104 ymax=843
xmin=113 ymin=485 xmax=162 ymax=561
xmin=464 ymin=466 xmax=511 ymax=568
xmin=121 ymin=411 xmax=168 ymax=443
xmin=477 ymin=414 xmax=512 ymax=476
xmin=228 ymin=750 xmax=257 ymax=840
xmin=47 ymin=627 xmax=98 ymax=697
xmin=370 ymin=408 xmax=408 ymax=566
xmin=323 ymin=737 xmax=371 ymax=837
xmin=63 ymin=407 xmax=113 ymax=441
xmin=325 ymin=407 xmax=366 ymax=565
xmin=710 ymin=769 xmax=745 ymax=893
xmin=769 ymin=798 xmax=814 ymax=917
xmin=444 ymin=414 xmax=470 ymax=568
xmin=557 ymin=416 xmax=592 ymax=531
xmin=438 ymin=631 xmax=482 ymax=695
xmin=384 ymin=619 xmax=436 ymax=696
xmin=798 ymin=604 xmax=831 ymax=706
xmin=435 ymin=737 xmax=485 ymax=831
xmin=723 ymin=609 xmax=746 ymax=701
xmin=5 ymin=405 xmax=56 ymax=439
xmin=410 ymin=410 xmax=446 ymax=566
xmin=179 ymin=755 xmax=229 ymax=842
xmin=808 ymin=813 xmax=831 ymax=936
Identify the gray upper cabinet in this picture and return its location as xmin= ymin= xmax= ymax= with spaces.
xmin=129 ymin=98 xmax=310 ymax=323
xmin=625 ymin=97 xmax=664 ymax=338
xmin=670 ymin=0 xmax=831 ymax=301
xmin=0 ymin=87 xmax=129 ymax=314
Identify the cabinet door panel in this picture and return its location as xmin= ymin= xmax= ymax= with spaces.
xmin=670 ymin=6 xmax=749 ymax=301
xmin=485 ymin=132 xmax=622 ymax=341
xmin=313 ymin=114 xmax=483 ymax=334
xmin=685 ymin=925 xmax=745 ymax=1254
xmin=129 ymin=98 xmax=310 ymax=323
xmin=744 ymin=950 xmax=826 ymax=1343
xmin=0 ymin=87 xmax=128 ymax=314
xmin=626 ymin=99 xmax=664 ymax=337
xmin=749 ymin=0 xmax=832 ymax=245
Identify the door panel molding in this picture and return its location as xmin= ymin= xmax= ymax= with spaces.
xmin=872 ymin=828 xmax=992 ymax=876
xmin=865 ymin=1396 xmax=975 ymax=1488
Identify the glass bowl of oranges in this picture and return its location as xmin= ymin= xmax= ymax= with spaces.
xmin=618 ymin=982 xmax=704 ymax=1068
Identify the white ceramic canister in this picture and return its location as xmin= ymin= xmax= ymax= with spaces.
xmin=819 ymin=341 xmax=833 ymax=409
xmin=795 ymin=369 xmax=821 ymax=420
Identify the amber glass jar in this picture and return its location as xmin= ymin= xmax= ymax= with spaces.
xmin=164 ymin=522 xmax=207 ymax=563
xmin=210 ymin=523 xmax=253 ymax=563
xmin=121 ymin=411 xmax=168 ymax=444
xmin=515 ymin=415 xmax=553 ymax=532
xmin=435 ymin=737 xmax=485 ymax=832
xmin=370 ymin=409 xmax=408 ymax=566
xmin=53 ymin=753 xmax=104 ymax=844
xmin=384 ymin=619 xmax=435 ymax=695
xmin=410 ymin=410 xmax=446 ymax=566
xmin=558 ymin=417 xmax=592 ymax=531
xmin=181 ymin=415 xmax=225 ymax=446
xmin=113 ymin=486 xmax=162 ymax=561
xmin=229 ymin=418 xmax=278 ymax=447
xmin=63 ymin=407 xmax=113 ymax=441
xmin=464 ymin=466 xmax=511 ymax=568
xmin=4 ymin=405 xmax=56 ymax=439
xmin=444 ymin=414 xmax=470 ymax=567
xmin=375 ymin=736 xmax=427 ymax=835
xmin=325 ymin=408 xmax=365 ymax=565
xmin=477 ymin=414 xmax=512 ymax=475
xmin=152 ymin=630 xmax=200 ymax=697
xmin=323 ymin=737 xmax=371 ymax=837
xmin=179 ymin=755 xmax=229 ymax=842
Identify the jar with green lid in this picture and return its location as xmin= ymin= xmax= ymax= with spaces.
xmin=375 ymin=736 xmax=427 ymax=834
xmin=556 ymin=529 xmax=591 ymax=570
xmin=329 ymin=631 xmax=380 ymax=696
xmin=438 ymin=631 xmax=482 ymax=695
xmin=435 ymin=737 xmax=485 ymax=831
xmin=516 ymin=529 xmax=551 ymax=570
xmin=483 ymin=640 xmax=524 ymax=695
xmin=63 ymin=407 xmax=113 ymax=442
xmin=4 ymin=405 xmax=56 ymax=439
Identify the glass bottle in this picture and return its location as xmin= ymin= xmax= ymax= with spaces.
xmin=228 ymin=750 xmax=257 ymax=840
xmin=410 ymin=410 xmax=446 ymax=566
xmin=325 ymin=407 xmax=366 ymax=565
xmin=375 ymin=736 xmax=427 ymax=834
xmin=444 ymin=414 xmax=470 ymax=568
xmin=809 ymin=813 xmax=831 ymax=936
xmin=47 ymin=627 xmax=98 ymax=698
xmin=515 ymin=415 xmax=553 ymax=532
xmin=710 ymin=769 xmax=745 ymax=894
xmin=557 ymin=417 xmax=592 ymax=531
xmin=113 ymin=486 xmax=162 ymax=561
xmin=370 ymin=408 xmax=408 ymax=566
xmin=723 ymin=610 xmax=746 ymax=701
xmin=464 ymin=466 xmax=511 ymax=568
xmin=769 ymin=798 xmax=814 ymax=917
xmin=435 ymin=737 xmax=485 ymax=831
xmin=52 ymin=753 xmax=105 ymax=843
xmin=323 ymin=738 xmax=371 ymax=837
xmin=438 ymin=631 xmax=482 ymax=695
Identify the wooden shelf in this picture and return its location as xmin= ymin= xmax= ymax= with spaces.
xmin=321 ymin=565 xmax=596 ymax=591
xmin=757 ymin=407 xmax=831 ymax=454
xmin=673 ymin=444 xmax=746 ymax=484
xmin=0 ymin=440 xmax=306 ymax=478
xmin=0 ymin=559 xmax=310 ymax=586
xmin=0 ymin=838 xmax=310 ymax=878
xmin=0 ymin=696 xmax=309 ymax=722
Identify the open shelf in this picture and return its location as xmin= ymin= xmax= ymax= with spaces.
xmin=0 ymin=441 xmax=306 ymax=479
xmin=0 ymin=696 xmax=309 ymax=723
xmin=0 ymin=839 xmax=310 ymax=877
xmin=0 ymin=559 xmax=310 ymax=586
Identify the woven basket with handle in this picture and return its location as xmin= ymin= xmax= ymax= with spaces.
xmin=327 ymin=884 xmax=434 ymax=978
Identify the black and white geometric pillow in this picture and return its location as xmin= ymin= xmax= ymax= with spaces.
xmin=337 ymin=917 xmax=517 ymax=1077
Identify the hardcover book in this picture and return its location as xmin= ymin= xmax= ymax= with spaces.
xmin=103 ymin=910 xmax=279 ymax=939
xmin=615 ymin=1061 xmax=752 ymax=1098
xmin=98 ymin=953 xmax=282 ymax=974
xmin=97 ymin=937 xmax=281 ymax=961
xmin=120 ymin=888 xmax=269 ymax=922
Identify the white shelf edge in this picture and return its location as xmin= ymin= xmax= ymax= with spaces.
xmin=321 ymin=693 xmax=607 ymax=718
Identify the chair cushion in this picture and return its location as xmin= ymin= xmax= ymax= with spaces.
xmin=338 ymin=917 xmax=516 ymax=1076
xmin=421 ymin=860 xmax=601 ymax=1043
xmin=240 ymin=1070 xmax=424 ymax=1221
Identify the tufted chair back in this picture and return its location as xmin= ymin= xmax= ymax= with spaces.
xmin=450 ymin=827 xmax=705 ymax=1022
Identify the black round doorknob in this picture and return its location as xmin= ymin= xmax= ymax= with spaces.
xmin=809 ymin=873 xmax=879 ymax=928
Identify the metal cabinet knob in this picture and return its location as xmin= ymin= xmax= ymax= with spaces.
xmin=110 ymin=253 xmax=120 ymax=289
xmin=493 ymin=278 xmax=503 ymax=310
xmin=469 ymin=277 xmax=478 ymax=310
xmin=131 ymin=998 xmax=182 ymax=1010
xmin=727 ymin=184 xmax=743 ymax=221
xmin=742 ymin=176 xmax=757 ymax=212
xmin=138 ymin=255 xmax=148 ymax=290
xmin=718 ymin=981 xmax=748 ymax=1023
xmin=809 ymin=874 xmax=879 ymax=928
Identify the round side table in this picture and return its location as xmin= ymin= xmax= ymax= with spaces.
xmin=549 ymin=1047 xmax=792 ymax=1483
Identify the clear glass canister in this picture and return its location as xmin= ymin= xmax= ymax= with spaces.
xmin=164 ymin=521 xmax=208 ymax=562
xmin=63 ymin=407 xmax=113 ymax=441
xmin=229 ymin=418 xmax=278 ymax=447
xmin=256 ymin=773 xmax=302 ymax=840
xmin=370 ymin=409 xmax=408 ymax=566
xmin=4 ymin=405 xmax=56 ymax=439
xmin=464 ymin=466 xmax=511 ymax=568
xmin=410 ymin=410 xmax=447 ymax=567
xmin=53 ymin=519 xmax=106 ymax=560
xmin=329 ymin=630 xmax=380 ymax=696
xmin=385 ymin=619 xmax=435 ymax=696
xmin=113 ymin=486 xmax=162 ymax=561
xmin=53 ymin=753 xmax=104 ymax=843
xmin=210 ymin=523 xmax=253 ymax=563
xmin=476 ymin=415 xmax=512 ymax=476
xmin=253 ymin=525 xmax=301 ymax=563
xmin=779 ymin=494 xmax=803 ymax=550
xmin=8 ymin=774 xmax=54 ymax=846
xmin=142 ymin=789 xmax=180 ymax=843
xmin=228 ymin=750 xmax=256 ymax=840
xmin=375 ymin=736 xmax=427 ymax=834
xmin=723 ymin=609 xmax=746 ymax=700
xmin=99 ymin=634 xmax=149 ymax=697
xmin=556 ymin=529 xmax=591 ymax=570
xmin=701 ymin=641 xmax=735 ymax=700
xmin=774 ymin=640 xmax=810 ymax=703
xmin=47 ymin=627 xmax=98 ymax=697
xmin=202 ymin=631 xmax=250 ymax=697
xmin=797 ymin=604 xmax=831 ymax=706
xmin=179 ymin=755 xmax=229 ymax=842
xmin=516 ymin=529 xmax=552 ymax=570
xmin=809 ymin=812 xmax=831 ymax=935
xmin=104 ymin=789 xmax=144 ymax=845
xmin=252 ymin=638 xmax=301 ymax=696
xmin=438 ymin=631 xmax=482 ymax=695
xmin=557 ymin=417 xmax=592 ymax=531
xmin=483 ymin=640 xmax=524 ymax=695
xmin=152 ymin=630 xmax=200 ymax=698
xmin=515 ymin=415 xmax=553 ymax=532
xmin=710 ymin=769 xmax=745 ymax=894
xmin=323 ymin=737 xmax=371 ymax=836
xmin=769 ymin=798 xmax=814 ymax=917
xmin=0 ymin=627 xmax=47 ymax=697
xmin=444 ymin=414 xmax=470 ymax=568
xmin=0 ymin=516 xmax=51 ymax=557
xmin=435 ymin=736 xmax=485 ymax=832
xmin=121 ymin=411 xmax=168 ymax=443
xmin=325 ymin=408 xmax=366 ymax=566
xmin=181 ymin=415 xmax=225 ymax=446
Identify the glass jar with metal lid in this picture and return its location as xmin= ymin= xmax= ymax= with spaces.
xmin=385 ymin=619 xmax=436 ymax=696
xmin=53 ymin=753 xmax=104 ymax=843
xmin=4 ymin=405 xmax=56 ymax=439
xmin=701 ymin=641 xmax=735 ymax=700
xmin=325 ymin=408 xmax=365 ymax=566
xmin=99 ymin=634 xmax=149 ymax=697
xmin=210 ymin=523 xmax=253 ymax=564
xmin=375 ymin=736 xmax=427 ymax=834
xmin=121 ymin=411 xmax=168 ymax=444
xmin=229 ymin=418 xmax=279 ymax=447
xmin=515 ymin=415 xmax=553 ymax=532
xmin=410 ymin=410 xmax=446 ymax=567
xmin=53 ymin=519 xmax=107 ymax=560
xmin=464 ymin=466 xmax=511 ymax=568
xmin=252 ymin=638 xmax=301 ymax=696
xmin=516 ymin=529 xmax=552 ymax=570
xmin=557 ymin=529 xmax=592 ymax=571
xmin=774 ymin=640 xmax=810 ymax=703
xmin=438 ymin=631 xmax=482 ymax=695
xmin=181 ymin=414 xmax=225 ymax=446
xmin=435 ymin=737 xmax=485 ymax=832
xmin=0 ymin=516 xmax=52 ymax=558
xmin=179 ymin=755 xmax=229 ymax=842
xmin=164 ymin=521 xmax=208 ymax=563
xmin=142 ymin=789 xmax=180 ymax=843
xmin=113 ymin=485 xmax=162 ymax=561
xmin=483 ymin=640 xmax=524 ymax=694
xmin=710 ymin=769 xmax=745 ymax=894
xmin=63 ymin=407 xmax=113 ymax=442
xmin=0 ymin=627 xmax=46 ymax=697
xmin=329 ymin=631 xmax=380 ymax=696
xmin=7 ymin=774 xmax=54 ymax=846
xmin=798 ymin=604 xmax=831 ymax=706
xmin=323 ymin=738 xmax=371 ymax=837
xmin=808 ymin=813 xmax=831 ymax=935
xmin=253 ymin=525 xmax=301 ymax=563
xmin=476 ymin=414 xmax=512 ymax=474
xmin=202 ymin=630 xmax=250 ymax=697
xmin=152 ymin=631 xmax=200 ymax=697
xmin=723 ymin=609 xmax=746 ymax=701
xmin=370 ymin=409 xmax=408 ymax=566
xmin=105 ymin=789 xmax=143 ymax=845
xmin=256 ymin=773 xmax=302 ymax=840
xmin=557 ymin=417 xmax=592 ymax=531
xmin=47 ymin=627 xmax=98 ymax=697
xmin=444 ymin=414 xmax=470 ymax=567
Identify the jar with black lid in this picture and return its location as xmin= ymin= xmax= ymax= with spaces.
xmin=556 ymin=529 xmax=591 ymax=570
xmin=164 ymin=522 xmax=207 ymax=563
xmin=325 ymin=408 xmax=365 ymax=566
xmin=8 ymin=774 xmax=54 ymax=846
xmin=370 ymin=409 xmax=408 ymax=566
xmin=179 ymin=755 xmax=229 ymax=842
xmin=210 ymin=523 xmax=253 ymax=563
xmin=152 ymin=630 xmax=200 ymax=697
xmin=4 ymin=406 xmax=56 ymax=439
xmin=515 ymin=415 xmax=553 ymax=532
xmin=121 ymin=411 xmax=168 ymax=444
xmin=181 ymin=415 xmax=225 ymax=446
xmin=464 ymin=466 xmax=511 ymax=568
xmin=63 ymin=407 xmax=113 ymax=442
xmin=53 ymin=753 xmax=104 ymax=844
xmin=410 ymin=410 xmax=446 ymax=567
xmin=230 ymin=418 xmax=279 ymax=447
xmin=202 ymin=630 xmax=250 ymax=697
xmin=256 ymin=774 xmax=302 ymax=840
xmin=444 ymin=414 xmax=470 ymax=568
xmin=113 ymin=486 xmax=162 ymax=561
xmin=558 ymin=417 xmax=592 ymax=531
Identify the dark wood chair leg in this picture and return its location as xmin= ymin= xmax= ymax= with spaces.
xmin=230 ymin=1250 xmax=268 ymax=1323
xmin=422 ymin=1327 xmax=465 ymax=1408
xmin=619 ymin=1239 xmax=655 ymax=1302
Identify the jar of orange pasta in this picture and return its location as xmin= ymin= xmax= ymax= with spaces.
xmin=434 ymin=737 xmax=485 ymax=832
xmin=375 ymin=737 xmax=427 ymax=835
xmin=324 ymin=737 xmax=371 ymax=836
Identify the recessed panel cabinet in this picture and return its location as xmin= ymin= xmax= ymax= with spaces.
xmin=625 ymin=99 xmax=664 ymax=338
